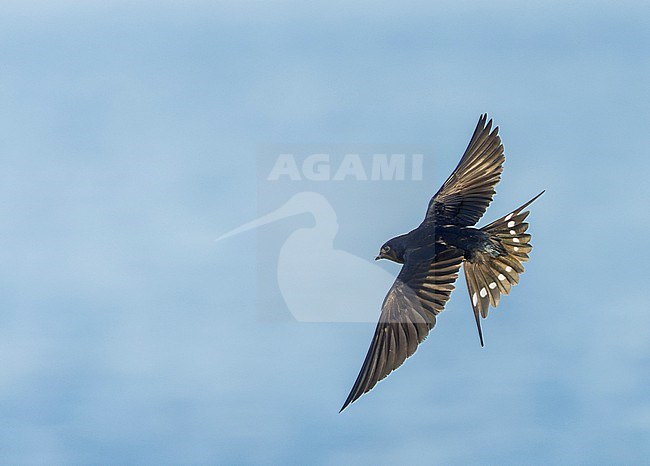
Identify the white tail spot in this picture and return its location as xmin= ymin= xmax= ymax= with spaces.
xmin=510 ymin=230 xmax=516 ymax=235
xmin=489 ymin=282 xmax=497 ymax=289
xmin=480 ymin=287 xmax=487 ymax=298
xmin=507 ymin=220 xmax=515 ymax=228
xmin=512 ymin=237 xmax=520 ymax=243
xmin=505 ymin=213 xmax=513 ymax=221
xmin=514 ymin=246 xmax=519 ymax=251
xmin=505 ymin=266 xmax=512 ymax=272
xmin=472 ymin=292 xmax=478 ymax=306
xmin=498 ymin=274 xmax=506 ymax=281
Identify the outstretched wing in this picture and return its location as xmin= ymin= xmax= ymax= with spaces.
xmin=340 ymin=247 xmax=464 ymax=412
xmin=425 ymin=114 xmax=505 ymax=226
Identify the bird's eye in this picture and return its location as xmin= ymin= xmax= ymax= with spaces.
xmin=384 ymin=246 xmax=391 ymax=252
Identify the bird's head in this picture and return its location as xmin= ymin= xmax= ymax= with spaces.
xmin=375 ymin=237 xmax=406 ymax=264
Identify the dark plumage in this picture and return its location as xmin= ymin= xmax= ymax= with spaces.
xmin=340 ymin=114 xmax=544 ymax=412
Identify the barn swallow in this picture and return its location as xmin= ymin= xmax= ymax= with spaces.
xmin=340 ymin=114 xmax=544 ymax=412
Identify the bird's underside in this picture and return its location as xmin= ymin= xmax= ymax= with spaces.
xmin=340 ymin=114 xmax=544 ymax=412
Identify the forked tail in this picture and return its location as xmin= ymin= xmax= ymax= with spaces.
xmin=463 ymin=191 xmax=545 ymax=346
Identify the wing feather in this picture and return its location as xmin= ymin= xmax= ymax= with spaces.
xmin=425 ymin=114 xmax=505 ymax=226
xmin=340 ymin=248 xmax=464 ymax=412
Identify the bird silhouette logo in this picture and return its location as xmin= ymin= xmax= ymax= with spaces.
xmin=216 ymin=191 xmax=396 ymax=322
xmin=340 ymin=114 xmax=545 ymax=412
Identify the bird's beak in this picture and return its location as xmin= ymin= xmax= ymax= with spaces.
xmin=375 ymin=255 xmax=381 ymax=261
xmin=215 ymin=199 xmax=302 ymax=242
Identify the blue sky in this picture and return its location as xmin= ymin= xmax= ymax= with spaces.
xmin=1 ymin=1 xmax=649 ymax=464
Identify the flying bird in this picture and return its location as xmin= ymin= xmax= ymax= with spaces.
xmin=340 ymin=114 xmax=544 ymax=412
